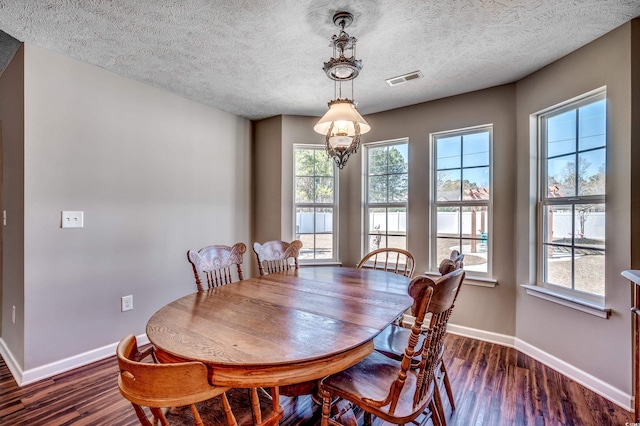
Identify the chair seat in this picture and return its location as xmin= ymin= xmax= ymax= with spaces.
xmin=321 ymin=351 xmax=431 ymax=424
xmin=374 ymin=324 xmax=417 ymax=361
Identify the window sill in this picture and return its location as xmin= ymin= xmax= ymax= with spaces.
xmin=299 ymin=261 xmax=343 ymax=268
xmin=424 ymin=271 xmax=497 ymax=288
xmin=521 ymin=285 xmax=611 ymax=319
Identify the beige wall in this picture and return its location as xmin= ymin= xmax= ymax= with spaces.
xmin=515 ymin=21 xmax=635 ymax=395
xmin=2 ymin=44 xmax=252 ymax=371
xmin=0 ymin=45 xmax=25 ymax=366
xmin=253 ymin=19 xmax=639 ymax=401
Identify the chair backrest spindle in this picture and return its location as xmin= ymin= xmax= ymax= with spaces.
xmin=187 ymin=242 xmax=246 ymax=291
xmin=357 ymin=248 xmax=416 ymax=278
xmin=253 ymin=240 xmax=302 ymax=276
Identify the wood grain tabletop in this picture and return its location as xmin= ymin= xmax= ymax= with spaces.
xmin=146 ymin=266 xmax=412 ymax=387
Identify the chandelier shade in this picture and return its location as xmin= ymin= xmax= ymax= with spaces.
xmin=313 ymin=99 xmax=371 ymax=137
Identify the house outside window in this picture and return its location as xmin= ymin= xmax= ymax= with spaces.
xmin=538 ymin=91 xmax=606 ymax=301
xmin=294 ymin=145 xmax=337 ymax=261
xmin=363 ymin=140 xmax=409 ymax=255
xmin=432 ymin=126 xmax=492 ymax=275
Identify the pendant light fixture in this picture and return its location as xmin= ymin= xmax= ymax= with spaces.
xmin=314 ymin=11 xmax=370 ymax=169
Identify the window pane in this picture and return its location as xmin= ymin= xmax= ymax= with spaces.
xmin=368 ymin=175 xmax=387 ymax=203
xmin=437 ymin=170 xmax=461 ymax=201
xmin=387 ymin=208 xmax=406 ymax=236
xmin=315 ymin=207 xmax=334 ymax=234
xmin=315 ymin=177 xmax=334 ymax=203
xmin=369 ymin=146 xmax=388 ymax=175
xmin=547 ymin=155 xmax=576 ymax=197
xmin=436 ymin=206 xmax=460 ymax=236
xmin=388 ymin=145 xmax=409 ymax=174
xmin=543 ymin=203 xmax=575 ymax=288
xmin=574 ymin=204 xmax=605 ymax=246
xmin=296 ymin=207 xmax=314 ymax=234
xmin=542 ymin=203 xmax=605 ymax=295
xmin=544 ymin=204 xmax=572 ymax=244
xmin=368 ymin=207 xmax=385 ymax=232
xmin=544 ymin=251 xmax=572 ymax=289
xmin=295 ymin=177 xmax=314 ymax=203
xmin=462 ymin=167 xmax=490 ymax=200
xmin=577 ymin=148 xmax=605 ymax=196
xmin=389 ymin=174 xmax=408 ymax=202
xmin=387 ymin=236 xmax=406 ymax=250
xmin=574 ymin=250 xmax=605 ymax=295
xmin=314 ymin=150 xmax=333 ymax=176
xmin=578 ymin=99 xmax=606 ymax=151
xmin=547 ymin=110 xmax=576 ymax=157
xmin=436 ymin=237 xmax=461 ymax=265
xmin=461 ymin=238 xmax=488 ymax=273
xmin=295 ymin=149 xmax=315 ymax=176
xmin=313 ymin=208 xmax=333 ymax=258
xmin=461 ymin=206 xmax=488 ymax=240
xmin=462 ymin=132 xmax=490 ymax=167
xmin=436 ymin=136 xmax=461 ymax=169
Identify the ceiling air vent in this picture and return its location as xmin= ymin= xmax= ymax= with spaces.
xmin=385 ymin=70 xmax=423 ymax=87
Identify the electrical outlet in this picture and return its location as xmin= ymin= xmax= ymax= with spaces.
xmin=61 ymin=211 xmax=84 ymax=228
xmin=121 ymin=295 xmax=133 ymax=312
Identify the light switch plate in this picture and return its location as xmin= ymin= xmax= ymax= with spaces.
xmin=61 ymin=211 xmax=84 ymax=228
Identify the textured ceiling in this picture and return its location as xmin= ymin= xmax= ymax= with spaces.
xmin=0 ymin=1 xmax=639 ymax=120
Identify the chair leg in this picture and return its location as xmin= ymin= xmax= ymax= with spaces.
xmin=188 ymin=404 xmax=203 ymax=426
xmin=150 ymin=407 xmax=169 ymax=426
xmin=131 ymin=404 xmax=154 ymax=426
xmin=433 ymin=381 xmax=447 ymax=426
xmin=429 ymin=399 xmax=442 ymax=426
xmin=320 ymin=389 xmax=332 ymax=426
xmin=220 ymin=392 xmax=238 ymax=426
xmin=250 ymin=387 xmax=263 ymax=424
xmin=440 ymin=361 xmax=455 ymax=410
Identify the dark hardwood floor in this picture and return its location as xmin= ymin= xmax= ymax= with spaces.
xmin=0 ymin=334 xmax=632 ymax=425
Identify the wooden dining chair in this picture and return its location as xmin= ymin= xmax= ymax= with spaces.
xmin=253 ymin=240 xmax=302 ymax=276
xmin=357 ymin=247 xmax=415 ymax=278
xmin=438 ymin=249 xmax=465 ymax=275
xmin=358 ymin=247 xmax=416 ymax=327
xmin=117 ymin=334 xmax=237 ymax=426
xmin=187 ymin=242 xmax=247 ymax=291
xmin=373 ymin=250 xmax=465 ymax=425
xmin=320 ymin=268 xmax=465 ymax=426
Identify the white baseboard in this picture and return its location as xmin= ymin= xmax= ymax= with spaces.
xmin=446 ymin=323 xmax=516 ymax=347
xmin=513 ymin=338 xmax=633 ymax=412
xmin=0 ymin=334 xmax=150 ymax=386
xmin=446 ymin=323 xmax=633 ymax=412
xmin=0 ymin=338 xmax=25 ymax=386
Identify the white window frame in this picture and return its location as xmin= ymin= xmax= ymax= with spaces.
xmin=536 ymin=89 xmax=607 ymax=305
xmin=430 ymin=125 xmax=493 ymax=279
xmin=362 ymin=139 xmax=409 ymax=257
xmin=293 ymin=144 xmax=339 ymax=263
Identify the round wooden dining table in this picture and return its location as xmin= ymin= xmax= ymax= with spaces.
xmin=146 ymin=266 xmax=413 ymax=388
